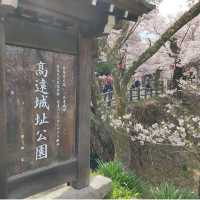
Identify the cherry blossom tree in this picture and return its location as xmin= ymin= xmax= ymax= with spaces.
xmin=95 ymin=0 xmax=200 ymax=167
xmin=100 ymin=0 xmax=200 ymax=117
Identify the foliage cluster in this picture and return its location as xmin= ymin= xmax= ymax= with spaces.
xmin=100 ymin=80 xmax=200 ymax=162
xmin=151 ymin=182 xmax=198 ymax=199
xmin=96 ymin=161 xmax=145 ymax=199
xmin=95 ymin=161 xmax=198 ymax=199
xmin=96 ymin=62 xmax=115 ymax=76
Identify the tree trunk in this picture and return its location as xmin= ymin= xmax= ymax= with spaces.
xmin=113 ymin=69 xmax=128 ymax=117
xmin=196 ymin=67 xmax=200 ymax=83
xmin=198 ymin=176 xmax=200 ymax=199
xmin=112 ymin=130 xmax=131 ymax=168
xmin=115 ymin=91 xmax=126 ymax=117
xmin=91 ymin=113 xmax=115 ymax=163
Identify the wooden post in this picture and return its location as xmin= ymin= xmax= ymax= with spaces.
xmin=72 ymin=36 xmax=92 ymax=189
xmin=150 ymin=88 xmax=153 ymax=97
xmin=0 ymin=15 xmax=8 ymax=198
xmin=108 ymin=91 xmax=112 ymax=107
xmin=129 ymin=89 xmax=133 ymax=102
xmin=161 ymin=81 xmax=164 ymax=94
xmin=196 ymin=67 xmax=200 ymax=84
xmin=144 ymin=88 xmax=147 ymax=99
xmin=155 ymin=70 xmax=160 ymax=96
xmin=137 ymin=88 xmax=140 ymax=100
xmin=155 ymin=86 xmax=158 ymax=96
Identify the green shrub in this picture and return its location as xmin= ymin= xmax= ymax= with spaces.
xmin=96 ymin=161 xmax=145 ymax=198
xmin=96 ymin=62 xmax=115 ymax=75
xmin=151 ymin=183 xmax=198 ymax=199
xmin=95 ymin=161 xmax=198 ymax=199
xmin=97 ymin=160 xmax=123 ymax=180
xmin=109 ymin=182 xmax=140 ymax=199
xmin=115 ymin=171 xmax=145 ymax=194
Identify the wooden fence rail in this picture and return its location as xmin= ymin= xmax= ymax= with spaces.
xmin=102 ymin=85 xmax=165 ymax=107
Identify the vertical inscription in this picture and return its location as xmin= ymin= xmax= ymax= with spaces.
xmin=56 ymin=64 xmax=67 ymax=148
xmin=19 ymin=100 xmax=25 ymax=163
xmin=62 ymin=65 xmax=67 ymax=112
xmin=6 ymin=46 xmax=76 ymax=176
xmin=34 ymin=61 xmax=49 ymax=160
xmin=56 ymin=64 xmax=61 ymax=147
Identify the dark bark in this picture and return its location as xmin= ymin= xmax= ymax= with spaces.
xmin=0 ymin=17 xmax=8 ymax=199
xmin=198 ymin=176 xmax=200 ymax=198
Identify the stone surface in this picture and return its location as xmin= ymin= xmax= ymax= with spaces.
xmin=27 ymin=175 xmax=112 ymax=199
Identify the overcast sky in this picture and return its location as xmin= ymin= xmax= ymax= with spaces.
xmin=159 ymin=0 xmax=189 ymax=18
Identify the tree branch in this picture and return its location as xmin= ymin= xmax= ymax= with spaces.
xmin=122 ymin=0 xmax=200 ymax=87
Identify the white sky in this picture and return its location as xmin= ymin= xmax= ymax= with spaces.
xmin=159 ymin=0 xmax=189 ymax=18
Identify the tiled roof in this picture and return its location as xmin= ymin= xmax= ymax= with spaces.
xmin=91 ymin=0 xmax=155 ymax=21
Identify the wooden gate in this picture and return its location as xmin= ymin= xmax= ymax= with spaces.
xmin=0 ymin=0 xmax=154 ymax=198
xmin=0 ymin=2 xmax=92 ymax=198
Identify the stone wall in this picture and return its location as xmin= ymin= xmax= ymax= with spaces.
xmin=130 ymin=142 xmax=199 ymax=192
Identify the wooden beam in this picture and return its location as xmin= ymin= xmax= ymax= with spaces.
xmin=18 ymin=0 xmax=104 ymax=24
xmin=5 ymin=16 xmax=78 ymax=54
xmin=72 ymin=35 xmax=94 ymax=189
xmin=17 ymin=0 xmax=109 ymax=37
xmin=109 ymin=0 xmax=155 ymax=15
xmin=0 ymin=15 xmax=8 ymax=199
xmin=8 ymin=159 xmax=77 ymax=198
xmin=17 ymin=0 xmax=108 ymax=37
